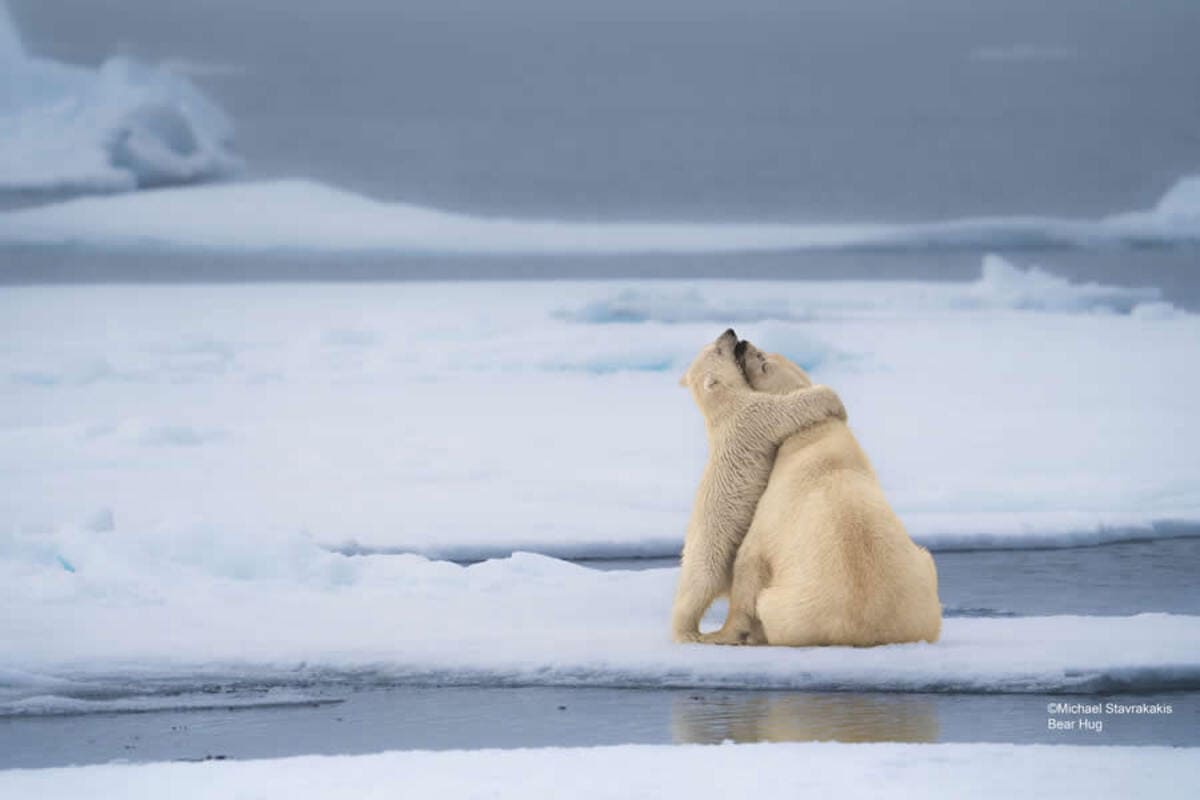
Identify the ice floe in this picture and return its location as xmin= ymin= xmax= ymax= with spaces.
xmin=0 ymin=543 xmax=1198 ymax=697
xmin=1 ymin=268 xmax=1197 ymax=705
xmin=1 ymin=265 xmax=1194 ymax=562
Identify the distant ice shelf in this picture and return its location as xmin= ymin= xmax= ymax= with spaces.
xmin=0 ymin=174 xmax=1197 ymax=253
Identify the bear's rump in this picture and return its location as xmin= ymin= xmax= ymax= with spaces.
xmin=752 ymin=481 xmax=940 ymax=646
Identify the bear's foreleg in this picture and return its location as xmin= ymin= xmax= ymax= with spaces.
xmin=736 ymin=386 xmax=846 ymax=448
xmin=671 ymin=543 xmax=734 ymax=643
xmin=699 ymin=546 xmax=769 ymax=646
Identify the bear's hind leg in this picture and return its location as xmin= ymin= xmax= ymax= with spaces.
xmin=757 ymin=586 xmax=833 ymax=647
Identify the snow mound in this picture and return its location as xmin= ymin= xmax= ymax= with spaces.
xmin=0 ymin=2 xmax=240 ymax=193
xmin=965 ymin=255 xmax=1161 ymax=313
xmin=2 ymin=175 xmax=1200 ymax=252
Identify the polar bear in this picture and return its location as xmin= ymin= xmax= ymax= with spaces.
xmin=671 ymin=329 xmax=848 ymax=643
xmin=699 ymin=340 xmax=941 ymax=647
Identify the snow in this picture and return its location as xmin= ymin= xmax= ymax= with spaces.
xmin=0 ymin=1 xmax=240 ymax=193
xmin=1 ymin=173 xmax=1198 ymax=252
xmin=1 ymin=259 xmax=1194 ymax=563
xmin=1 ymin=742 xmax=1196 ymax=799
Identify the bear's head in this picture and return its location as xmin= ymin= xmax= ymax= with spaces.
xmin=679 ymin=329 xmax=748 ymax=416
xmin=735 ymin=339 xmax=813 ymax=395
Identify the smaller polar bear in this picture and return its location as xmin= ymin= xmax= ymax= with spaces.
xmin=699 ymin=341 xmax=942 ymax=647
xmin=672 ymin=329 xmax=848 ymax=643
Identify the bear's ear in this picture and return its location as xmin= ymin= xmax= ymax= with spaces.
xmin=703 ymin=373 xmax=720 ymax=392
xmin=678 ymin=372 xmax=689 ymax=388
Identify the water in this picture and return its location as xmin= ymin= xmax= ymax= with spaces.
xmin=5 ymin=0 xmax=1199 ymax=302
xmin=585 ymin=536 xmax=1200 ymax=616
xmin=8 ymin=0 xmax=1200 ymax=222
xmin=4 ymin=248 xmax=1200 ymax=311
xmin=0 ymin=686 xmax=1195 ymax=769
xmin=937 ymin=537 xmax=1200 ymax=617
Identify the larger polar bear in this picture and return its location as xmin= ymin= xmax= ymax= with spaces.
xmin=672 ymin=329 xmax=848 ymax=642
xmin=700 ymin=339 xmax=942 ymax=647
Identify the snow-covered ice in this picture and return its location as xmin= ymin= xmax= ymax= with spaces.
xmin=1 ymin=259 xmax=1195 ymax=561
xmin=0 ymin=1 xmax=240 ymax=193
xmin=1 ymin=742 xmax=1196 ymax=799
xmin=2 ymin=260 xmax=1197 ymax=696
xmin=0 ymin=173 xmax=1198 ymax=251
xmin=2 ymin=541 xmax=1198 ymax=700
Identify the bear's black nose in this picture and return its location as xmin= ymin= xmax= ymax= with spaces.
xmin=720 ymin=328 xmax=737 ymax=342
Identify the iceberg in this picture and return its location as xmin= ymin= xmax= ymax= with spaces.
xmin=0 ymin=1 xmax=240 ymax=194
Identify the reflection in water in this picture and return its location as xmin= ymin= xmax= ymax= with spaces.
xmin=672 ymin=692 xmax=940 ymax=744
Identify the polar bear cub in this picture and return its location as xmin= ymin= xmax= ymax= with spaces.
xmin=700 ymin=341 xmax=942 ymax=647
xmin=671 ymin=329 xmax=848 ymax=643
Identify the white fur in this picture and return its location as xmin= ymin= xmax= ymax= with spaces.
xmin=671 ymin=331 xmax=847 ymax=642
xmin=701 ymin=343 xmax=942 ymax=647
